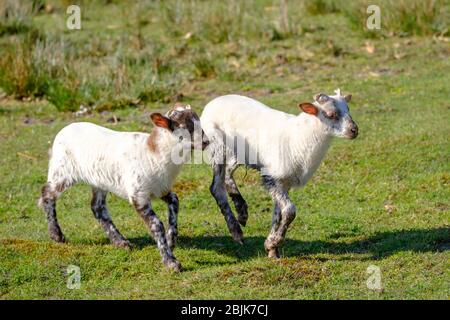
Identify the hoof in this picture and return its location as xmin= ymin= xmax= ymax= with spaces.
xmin=231 ymin=229 xmax=244 ymax=245
xmin=115 ymin=240 xmax=133 ymax=251
xmin=165 ymin=259 xmax=182 ymax=272
xmin=267 ymin=248 xmax=280 ymax=259
xmin=264 ymin=239 xmax=280 ymax=258
xmin=228 ymin=220 xmax=244 ymax=244
xmin=50 ymin=231 xmax=65 ymax=243
xmin=237 ymin=215 xmax=248 ymax=227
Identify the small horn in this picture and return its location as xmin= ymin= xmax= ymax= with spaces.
xmin=314 ymin=93 xmax=330 ymax=103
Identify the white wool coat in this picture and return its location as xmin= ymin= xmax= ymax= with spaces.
xmin=47 ymin=122 xmax=182 ymax=202
xmin=200 ymin=95 xmax=332 ymax=188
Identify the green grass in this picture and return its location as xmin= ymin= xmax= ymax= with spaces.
xmin=0 ymin=0 xmax=449 ymax=299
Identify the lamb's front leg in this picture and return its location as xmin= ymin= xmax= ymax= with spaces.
xmin=132 ymin=196 xmax=181 ymax=272
xmin=262 ymin=176 xmax=296 ymax=258
xmin=161 ymin=192 xmax=179 ymax=251
xmin=266 ymin=202 xmax=282 ymax=258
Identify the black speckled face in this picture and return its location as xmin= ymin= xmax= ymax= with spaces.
xmin=167 ymin=104 xmax=199 ymax=134
xmin=313 ymin=91 xmax=358 ymax=139
xmin=166 ymin=103 xmax=209 ymax=149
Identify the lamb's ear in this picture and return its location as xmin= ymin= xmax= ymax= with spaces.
xmin=150 ymin=113 xmax=173 ymax=130
xmin=344 ymin=94 xmax=352 ymax=103
xmin=299 ymin=103 xmax=318 ymax=116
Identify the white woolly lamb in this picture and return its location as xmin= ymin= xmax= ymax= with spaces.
xmin=200 ymin=90 xmax=358 ymax=257
xmin=39 ymin=104 xmax=209 ymax=271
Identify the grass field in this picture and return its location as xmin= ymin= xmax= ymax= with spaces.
xmin=0 ymin=0 xmax=449 ymax=299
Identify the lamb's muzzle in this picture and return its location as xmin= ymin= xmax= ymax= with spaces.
xmin=348 ymin=121 xmax=359 ymax=139
xmin=343 ymin=115 xmax=359 ymax=139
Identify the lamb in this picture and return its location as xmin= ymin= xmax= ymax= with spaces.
xmin=38 ymin=104 xmax=209 ymax=271
xmin=200 ymin=90 xmax=358 ymax=258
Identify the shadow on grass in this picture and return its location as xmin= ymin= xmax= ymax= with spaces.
xmin=128 ymin=227 xmax=449 ymax=261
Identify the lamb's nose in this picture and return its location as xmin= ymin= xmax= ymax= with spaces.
xmin=350 ymin=124 xmax=358 ymax=138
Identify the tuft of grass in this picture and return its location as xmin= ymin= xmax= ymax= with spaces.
xmin=44 ymin=79 xmax=82 ymax=112
xmin=0 ymin=36 xmax=183 ymax=111
xmin=0 ymin=0 xmax=38 ymax=36
xmin=344 ymin=0 xmax=449 ymax=37
xmin=302 ymin=0 xmax=343 ymax=15
xmin=0 ymin=37 xmax=85 ymax=111
xmin=137 ymin=77 xmax=182 ymax=104
xmin=160 ymin=0 xmax=289 ymax=43
xmin=0 ymin=38 xmax=48 ymax=98
xmin=192 ymin=52 xmax=217 ymax=79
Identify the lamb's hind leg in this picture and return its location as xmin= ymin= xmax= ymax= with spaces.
xmin=225 ymin=164 xmax=248 ymax=227
xmin=91 ymin=188 xmax=131 ymax=250
xmin=39 ymin=181 xmax=71 ymax=243
xmin=210 ymin=164 xmax=244 ymax=244
xmin=262 ymin=175 xmax=296 ymax=258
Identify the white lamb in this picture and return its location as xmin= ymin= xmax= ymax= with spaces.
xmin=200 ymin=90 xmax=358 ymax=258
xmin=39 ymin=104 xmax=209 ymax=271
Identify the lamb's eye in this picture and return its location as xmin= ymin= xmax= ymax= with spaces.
xmin=317 ymin=94 xmax=330 ymax=103
xmin=326 ymin=111 xmax=338 ymax=120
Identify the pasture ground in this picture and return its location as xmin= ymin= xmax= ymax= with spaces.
xmin=0 ymin=0 xmax=449 ymax=299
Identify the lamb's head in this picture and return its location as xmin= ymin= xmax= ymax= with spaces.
xmin=299 ymin=89 xmax=358 ymax=140
xmin=150 ymin=103 xmax=209 ymax=150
